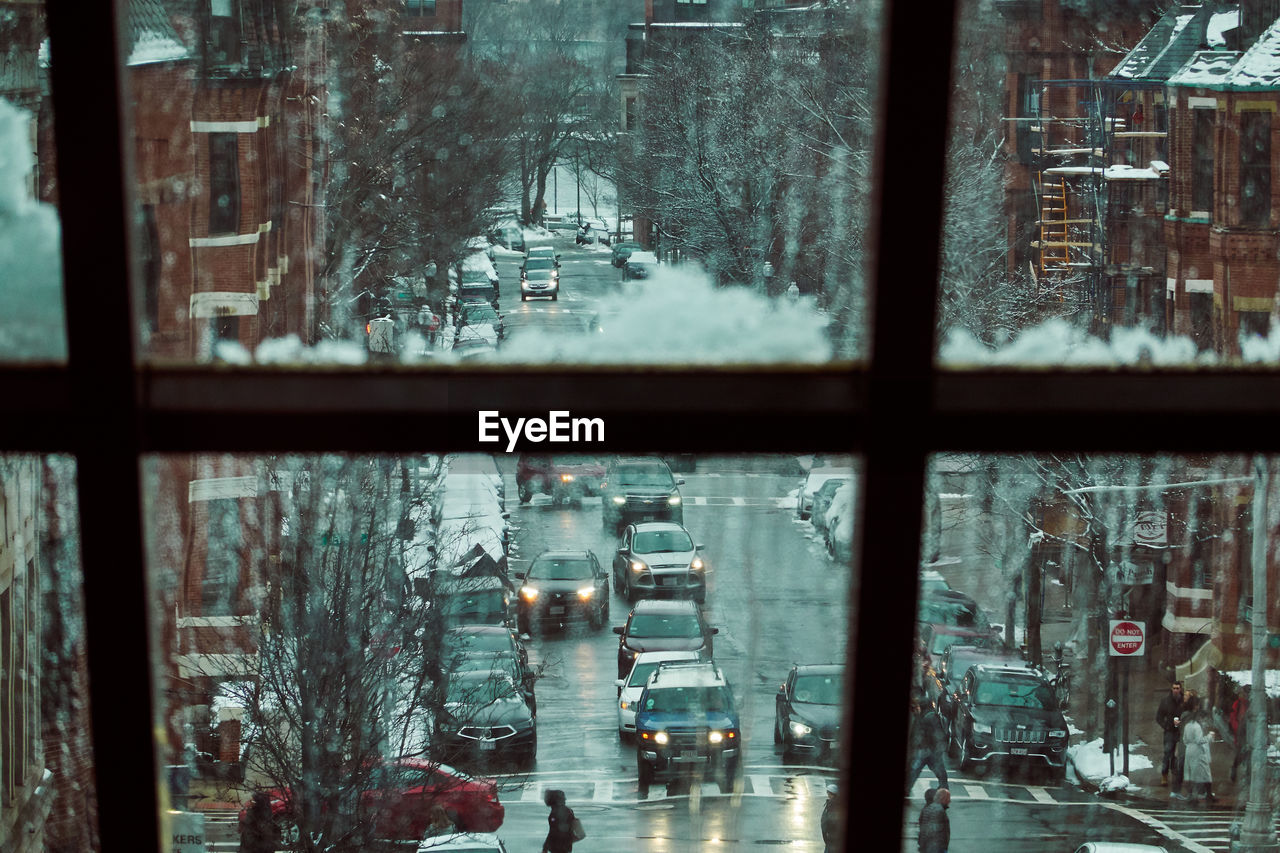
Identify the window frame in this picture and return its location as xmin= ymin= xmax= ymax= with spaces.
xmin=28 ymin=3 xmax=1280 ymax=853
xmin=1239 ymin=109 xmax=1272 ymax=227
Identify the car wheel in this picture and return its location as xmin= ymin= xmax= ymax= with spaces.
xmin=518 ymin=482 xmax=533 ymax=503
xmin=551 ymin=292 xmax=558 ymax=302
xmin=521 ymin=294 xmax=527 ymax=302
xmin=694 ymin=590 xmax=705 ymax=605
xmin=626 ymin=579 xmax=637 ymax=603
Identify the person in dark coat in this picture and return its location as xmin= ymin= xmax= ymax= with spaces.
xmin=821 ymin=783 xmax=839 ymax=853
xmin=1155 ymin=681 xmax=1185 ymax=784
xmin=239 ymin=792 xmax=279 ymax=853
xmin=918 ymin=786 xmax=950 ymax=853
xmin=906 ymin=698 xmax=950 ymax=791
xmin=542 ymin=789 xmax=576 ymax=853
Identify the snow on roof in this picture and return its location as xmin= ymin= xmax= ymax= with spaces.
xmin=1112 ymin=8 xmax=1204 ymax=81
xmin=1222 ymin=16 xmax=1280 ymax=88
xmin=1208 ymin=8 xmax=1241 ymax=48
xmin=127 ymin=0 xmax=190 ymax=66
xmin=1104 ymin=164 xmax=1162 ymax=180
xmin=940 ymin=317 xmax=1208 ymax=367
xmin=1169 ymin=50 xmax=1242 ymax=87
xmin=1044 ymin=166 xmax=1103 ymax=176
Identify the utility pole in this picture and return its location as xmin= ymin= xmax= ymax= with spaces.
xmin=1233 ymin=457 xmax=1278 ymax=853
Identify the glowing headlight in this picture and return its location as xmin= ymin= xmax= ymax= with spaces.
xmin=620 ymin=700 xmax=630 ymax=710
xmin=560 ymin=473 xmax=574 ymax=482
xmin=668 ymin=495 xmax=681 ymax=505
xmin=612 ymin=496 xmax=626 ymax=505
xmin=972 ymin=722 xmax=993 ymax=735
xmin=790 ymin=720 xmax=812 ymax=736
xmin=709 ymin=730 xmax=724 ymax=744
xmin=631 ymin=561 xmax=647 ymax=573
xmin=690 ymin=558 xmax=705 ymax=570
xmin=520 ymin=586 xmax=539 ymax=602
xmin=654 ymin=731 xmax=669 ymax=745
xmin=577 ymin=586 xmax=595 ymax=600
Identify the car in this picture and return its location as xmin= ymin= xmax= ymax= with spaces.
xmin=466 ymin=236 xmax=497 ymax=264
xmin=417 ymin=831 xmax=510 ymax=852
xmin=445 ymin=650 xmax=537 ymax=715
xmin=435 ymin=668 xmax=538 ymax=769
xmin=457 ymin=302 xmax=504 ymax=341
xmin=1071 ymin=846 xmax=1168 ymax=853
xmin=515 ymin=549 xmax=609 ymax=633
xmin=622 ymin=250 xmax=658 ymax=280
xmin=455 ymin=259 xmax=500 ymax=309
xmin=575 ymin=220 xmax=611 ymax=245
xmin=930 ymin=644 xmax=1025 ymax=731
xmin=435 ymin=575 xmax=513 ymax=630
xmin=237 ymin=757 xmax=505 ymax=842
xmin=441 ymin=626 xmax=530 ymax=672
xmin=613 ymin=598 xmax=717 ymax=679
xmin=523 ymin=245 xmax=559 ymax=268
xmin=451 ymin=325 xmax=498 ymax=358
xmin=797 ymin=466 xmax=856 ymax=520
xmin=633 ymin=660 xmax=740 ymax=793
xmin=600 ymin=456 xmax=684 ymax=530
xmin=519 ymin=256 xmax=559 ymax=301
xmin=917 ymin=588 xmax=990 ymax=629
xmin=950 ymin=663 xmax=1069 ymax=778
xmin=774 ymin=663 xmax=843 ymax=760
xmin=610 ymin=241 xmax=643 ymax=268
xmin=515 ymin=453 xmax=606 ymax=504
xmin=614 ymin=650 xmax=702 ymax=739
xmin=917 ymin=621 xmax=1005 ymax=659
xmin=612 ymin=521 xmax=707 ymax=604
xmin=823 ymin=482 xmax=855 ymax=563
xmin=809 ymin=477 xmax=852 ymax=537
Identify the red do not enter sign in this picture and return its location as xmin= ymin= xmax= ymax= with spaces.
xmin=1109 ymin=620 xmax=1146 ymax=656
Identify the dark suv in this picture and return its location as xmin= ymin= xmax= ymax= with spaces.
xmin=950 ymin=664 xmax=1069 ymax=779
xmin=613 ymin=599 xmax=716 ymax=679
xmin=515 ymin=454 xmax=606 ymax=505
xmin=613 ymin=521 xmax=707 ymax=603
xmin=634 ymin=661 xmax=741 ymax=794
xmin=600 ymin=457 xmax=684 ymax=530
xmin=515 ymin=550 xmax=609 ymax=633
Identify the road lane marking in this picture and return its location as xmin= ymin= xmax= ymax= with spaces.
xmin=1027 ymin=786 xmax=1056 ymax=803
xmin=1100 ymin=802 xmax=1217 ymax=853
xmin=593 ymin=780 xmax=614 ymax=802
xmin=748 ymin=775 xmax=774 ymax=796
xmin=963 ymin=784 xmax=989 ymax=799
xmin=694 ymin=496 xmax=707 ymax=505
xmin=732 ymin=497 xmax=746 ymax=506
xmin=805 ymin=775 xmax=829 ymax=797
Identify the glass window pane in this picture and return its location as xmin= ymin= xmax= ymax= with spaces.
xmin=4 ymin=455 xmax=97 ymax=848
xmin=0 ymin=0 xmax=67 ymax=363
xmin=124 ymin=1 xmax=876 ymax=366
xmin=144 ymin=452 xmax=856 ymax=848
xmin=937 ymin=2 xmax=1280 ymax=366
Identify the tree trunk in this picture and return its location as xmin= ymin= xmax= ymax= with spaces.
xmin=1025 ymin=538 xmax=1043 ymax=666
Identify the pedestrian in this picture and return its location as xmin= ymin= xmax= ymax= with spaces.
xmin=239 ymin=791 xmax=279 ymax=853
xmin=918 ymin=786 xmax=950 ymax=853
xmin=906 ymin=698 xmax=950 ymax=791
xmin=1230 ymin=687 xmax=1250 ymax=783
xmin=1181 ymin=695 xmax=1215 ymax=803
xmin=542 ymin=789 xmax=577 ymax=853
xmin=1155 ymin=680 xmax=1185 ymax=785
xmin=821 ymin=783 xmax=839 ymax=853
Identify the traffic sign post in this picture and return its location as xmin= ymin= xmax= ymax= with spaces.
xmin=1109 ymin=620 xmax=1145 ymax=777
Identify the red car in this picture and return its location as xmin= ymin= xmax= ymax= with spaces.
xmin=238 ymin=757 xmax=504 ymax=842
xmin=516 ymin=454 xmax=606 ymax=504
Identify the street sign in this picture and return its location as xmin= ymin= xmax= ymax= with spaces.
xmin=1109 ymin=620 xmax=1146 ymax=656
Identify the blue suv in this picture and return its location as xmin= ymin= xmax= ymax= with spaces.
xmin=634 ymin=661 xmax=740 ymax=794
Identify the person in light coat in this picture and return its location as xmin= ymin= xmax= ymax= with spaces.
xmin=1181 ymin=695 xmax=1214 ymax=803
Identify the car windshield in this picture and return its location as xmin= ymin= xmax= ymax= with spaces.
xmin=525 ymin=258 xmax=555 ymax=272
xmin=441 ymin=590 xmax=505 ymax=618
xmin=446 ymin=674 xmax=520 ymax=705
xmin=793 ymin=674 xmax=842 ymax=705
xmin=617 ymin=465 xmax=673 ymax=487
xmin=929 ymin=630 xmax=1000 ymax=657
xmin=633 ymin=529 xmax=693 ymax=554
xmin=974 ymin=678 xmax=1056 ymax=710
xmin=628 ymin=612 xmax=700 ymax=638
xmin=444 ymin=631 xmax=513 ymax=656
xmin=643 ymin=686 xmax=732 ymax=713
xmin=450 ymin=652 xmax=519 ymax=674
xmin=552 ymin=455 xmax=601 ymax=467
xmin=918 ymin=598 xmax=983 ymax=628
xmin=463 ymin=305 xmax=498 ymax=322
xmin=528 ymin=557 xmax=593 ymax=581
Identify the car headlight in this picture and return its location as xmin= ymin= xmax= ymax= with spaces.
xmin=1048 ymin=729 xmax=1067 ymax=739
xmin=620 ymin=699 xmax=631 ymax=711
xmin=668 ymin=495 xmax=681 ymax=505
xmin=520 ymin=586 xmax=539 ymax=601
xmin=654 ymin=731 xmax=669 ymax=745
xmin=631 ymin=561 xmax=647 ymax=573
xmin=709 ymin=730 xmax=724 ymax=744
xmin=560 ymin=473 xmax=574 ymax=482
xmin=690 ymin=557 xmax=705 ymax=570
xmin=612 ymin=496 xmax=626 ymax=505
xmin=790 ymin=720 xmax=812 ymax=736
xmin=972 ymin=722 xmax=992 ymax=735
xmin=577 ymin=586 xmax=595 ymax=600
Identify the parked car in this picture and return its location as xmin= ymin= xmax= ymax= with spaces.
xmin=435 ymin=575 xmax=513 ymax=630
xmin=622 ymin=250 xmax=658 ymax=280
xmin=930 ymin=643 xmax=1026 ymax=731
xmin=917 ymin=588 xmax=990 ymax=630
xmin=519 ymin=256 xmax=559 ymax=302
xmin=775 ymin=663 xmax=843 ymax=760
xmin=441 ymin=626 xmax=529 ymax=672
xmin=575 ymin=220 xmax=611 ymax=245
xmin=634 ymin=660 xmax=740 ymax=793
xmin=917 ymin=621 xmax=1005 ymax=660
xmin=810 ymin=478 xmax=852 ymax=537
xmin=457 ymin=301 xmax=504 ymax=341
xmin=614 ymin=650 xmax=702 ymax=739
xmin=950 ymin=663 xmax=1069 ymax=780
xmin=237 ymin=757 xmax=505 ymax=842
xmin=613 ymin=598 xmax=717 ymax=679
xmin=611 ymin=241 xmax=644 ymax=268
xmin=613 ymin=521 xmax=707 ymax=603
xmin=600 ymin=456 xmax=684 ymax=530
xmin=515 ymin=453 xmax=606 ymax=504
xmin=435 ymin=668 xmax=537 ymax=768
xmin=446 ymin=650 xmax=537 ymax=715
xmin=451 ymin=323 xmax=498 ymax=357
xmin=417 ymin=831 xmax=510 ymax=853
xmin=466 ymin=236 xmax=496 ymax=264
xmin=823 ymin=483 xmax=855 ymax=564
xmin=797 ymin=466 xmax=856 ymax=520
xmin=515 ymin=549 xmax=609 ymax=633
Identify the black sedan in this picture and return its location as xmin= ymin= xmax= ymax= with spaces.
xmin=435 ymin=668 xmax=538 ymax=769
xmin=775 ymin=663 xmax=843 ymax=760
xmin=515 ymin=550 xmax=609 ymax=634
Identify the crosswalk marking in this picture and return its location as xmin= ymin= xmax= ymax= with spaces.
xmin=694 ymin=496 xmax=707 ymax=505
xmin=592 ymin=780 xmax=613 ymax=802
xmin=749 ymin=774 xmax=774 ymax=796
xmin=964 ymin=784 xmax=989 ymax=799
xmin=732 ymin=497 xmax=747 ymax=506
xmin=1027 ymin=786 xmax=1055 ymax=803
xmin=805 ymin=775 xmax=829 ymax=797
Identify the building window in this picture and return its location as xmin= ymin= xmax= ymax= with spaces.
xmin=624 ymin=97 xmax=637 ymax=132
xmin=406 ymin=0 xmax=436 ymax=15
xmin=1240 ymin=310 xmax=1270 ymax=339
xmin=1192 ymin=108 xmax=1214 ymax=212
xmin=203 ymin=499 xmax=242 ymax=615
xmin=208 ymin=133 xmax=240 ymax=235
xmin=207 ymin=0 xmax=241 ymax=67
xmin=1240 ymin=110 xmax=1271 ymax=227
xmin=675 ymin=0 xmax=710 ymax=20
xmin=1015 ymin=74 xmax=1040 ymax=164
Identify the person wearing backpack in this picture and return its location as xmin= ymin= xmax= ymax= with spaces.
xmin=542 ymin=789 xmax=581 ymax=852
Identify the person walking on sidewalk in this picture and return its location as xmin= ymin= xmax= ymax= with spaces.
xmin=1156 ymin=680 xmax=1185 ymax=785
xmin=1181 ymin=694 xmax=1215 ymax=803
xmin=919 ymin=787 xmax=950 ymax=853
xmin=1230 ymin=686 xmax=1251 ymax=783
xmin=906 ymin=698 xmax=950 ymax=791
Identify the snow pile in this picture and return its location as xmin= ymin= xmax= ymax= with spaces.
xmin=0 ymin=99 xmax=66 ymax=361
xmin=494 ymin=265 xmax=832 ymax=364
xmin=215 ymin=335 xmax=370 ymax=365
xmin=941 ymin=319 xmax=1207 ymax=367
xmin=1068 ymin=737 xmax=1153 ymax=790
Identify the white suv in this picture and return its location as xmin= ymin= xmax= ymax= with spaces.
xmin=614 ymin=650 xmax=701 ymax=739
